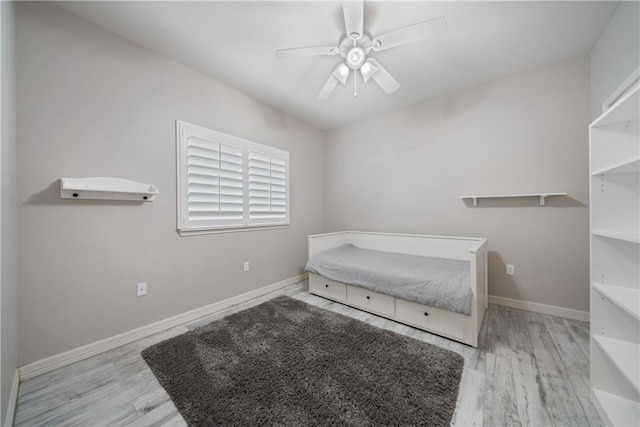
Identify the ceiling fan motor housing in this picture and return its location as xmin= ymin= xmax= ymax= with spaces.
xmin=339 ymin=35 xmax=372 ymax=70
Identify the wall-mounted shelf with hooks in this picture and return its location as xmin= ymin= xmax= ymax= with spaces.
xmin=459 ymin=192 xmax=567 ymax=207
xmin=60 ymin=177 xmax=159 ymax=202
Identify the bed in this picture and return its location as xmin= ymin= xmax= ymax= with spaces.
xmin=306 ymin=231 xmax=488 ymax=347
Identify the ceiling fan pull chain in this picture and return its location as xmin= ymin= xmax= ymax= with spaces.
xmin=354 ymin=72 xmax=358 ymax=97
xmin=352 ymin=34 xmax=358 ymax=97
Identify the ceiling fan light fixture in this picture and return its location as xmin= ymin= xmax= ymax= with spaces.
xmin=360 ymin=60 xmax=377 ymax=82
xmin=346 ymin=46 xmax=366 ymax=69
xmin=332 ymin=63 xmax=350 ymax=84
xmin=277 ymin=0 xmax=447 ymax=100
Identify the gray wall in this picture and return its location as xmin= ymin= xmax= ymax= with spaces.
xmin=16 ymin=2 xmax=325 ymax=366
xmin=590 ymin=1 xmax=640 ymax=119
xmin=1 ymin=0 xmax=18 ymax=423
xmin=325 ymin=56 xmax=591 ymax=312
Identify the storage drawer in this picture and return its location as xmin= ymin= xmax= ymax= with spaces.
xmin=308 ymin=274 xmax=347 ymax=303
xmin=346 ymin=286 xmax=395 ymax=318
xmin=395 ymin=299 xmax=465 ymax=339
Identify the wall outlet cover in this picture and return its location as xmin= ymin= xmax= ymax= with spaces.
xmin=137 ymin=282 xmax=147 ymax=297
xmin=506 ymin=264 xmax=515 ymax=276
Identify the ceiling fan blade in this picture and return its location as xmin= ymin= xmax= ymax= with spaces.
xmin=318 ymin=76 xmax=339 ymax=100
xmin=367 ymin=59 xmax=400 ymax=94
xmin=342 ymin=0 xmax=364 ymax=39
xmin=318 ymin=63 xmax=350 ymax=99
xmin=275 ymin=46 xmax=338 ymax=59
xmin=372 ymin=16 xmax=447 ymax=51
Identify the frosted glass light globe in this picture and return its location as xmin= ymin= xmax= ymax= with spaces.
xmin=346 ymin=47 xmax=366 ymax=69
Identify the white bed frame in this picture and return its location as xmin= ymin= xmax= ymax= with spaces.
xmin=307 ymin=231 xmax=488 ymax=347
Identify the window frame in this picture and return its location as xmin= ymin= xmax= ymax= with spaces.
xmin=176 ymin=121 xmax=290 ymax=236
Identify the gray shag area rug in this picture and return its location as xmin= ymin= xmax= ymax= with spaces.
xmin=142 ymin=296 xmax=464 ymax=426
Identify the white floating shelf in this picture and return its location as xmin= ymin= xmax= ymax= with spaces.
xmin=460 ymin=192 xmax=567 ymax=207
xmin=60 ymin=177 xmax=159 ymax=202
xmin=592 ymin=389 xmax=640 ymax=427
xmin=593 ymin=336 xmax=640 ymax=393
xmin=593 ymin=284 xmax=640 ymax=321
xmin=591 ymin=85 xmax=639 ymax=128
xmin=592 ymin=157 xmax=640 ymax=176
xmin=592 ymin=230 xmax=640 ymax=244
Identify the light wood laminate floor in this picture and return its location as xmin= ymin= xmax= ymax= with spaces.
xmin=14 ymin=283 xmax=601 ymax=426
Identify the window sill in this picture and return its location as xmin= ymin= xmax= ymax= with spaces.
xmin=178 ymin=224 xmax=289 ymax=237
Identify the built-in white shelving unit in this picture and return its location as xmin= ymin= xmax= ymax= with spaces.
xmin=589 ymin=83 xmax=640 ymax=427
xmin=60 ymin=177 xmax=159 ymax=202
xmin=459 ymin=192 xmax=567 ymax=207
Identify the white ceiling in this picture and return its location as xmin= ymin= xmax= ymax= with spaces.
xmin=55 ymin=1 xmax=618 ymax=130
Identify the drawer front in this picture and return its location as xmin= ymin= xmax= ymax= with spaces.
xmin=395 ymin=299 xmax=465 ymax=339
xmin=309 ymin=275 xmax=347 ymax=302
xmin=346 ymin=286 xmax=395 ymax=318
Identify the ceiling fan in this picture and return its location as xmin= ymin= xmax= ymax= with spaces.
xmin=275 ymin=1 xmax=447 ymax=99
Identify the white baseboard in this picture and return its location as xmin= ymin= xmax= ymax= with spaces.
xmin=489 ymin=295 xmax=589 ymax=322
xmin=3 ymin=369 xmax=19 ymax=427
xmin=19 ymin=274 xmax=308 ymax=381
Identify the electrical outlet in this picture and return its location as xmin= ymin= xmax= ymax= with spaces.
xmin=137 ymin=282 xmax=147 ymax=297
xmin=506 ymin=264 xmax=515 ymax=276
xmin=243 ymin=261 xmax=250 ymax=272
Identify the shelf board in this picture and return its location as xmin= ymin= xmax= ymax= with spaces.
xmin=592 ymin=230 xmax=640 ymax=244
xmin=460 ymin=192 xmax=567 ymax=207
xmin=591 ymin=85 xmax=639 ymax=128
xmin=60 ymin=177 xmax=159 ymax=202
xmin=593 ymin=336 xmax=640 ymax=393
xmin=592 ymin=157 xmax=640 ymax=176
xmin=592 ymin=389 xmax=640 ymax=427
xmin=593 ymin=284 xmax=640 ymax=321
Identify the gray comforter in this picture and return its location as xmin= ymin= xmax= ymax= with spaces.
xmin=305 ymin=244 xmax=472 ymax=315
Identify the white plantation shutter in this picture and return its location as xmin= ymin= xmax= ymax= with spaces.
xmin=248 ymin=151 xmax=288 ymax=221
xmin=187 ymin=138 xmax=244 ymax=221
xmin=177 ymin=121 xmax=289 ymax=233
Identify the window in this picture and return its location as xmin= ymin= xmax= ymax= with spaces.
xmin=177 ymin=121 xmax=289 ymax=235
